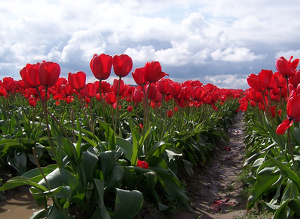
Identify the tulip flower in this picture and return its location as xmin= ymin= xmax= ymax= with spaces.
xmin=259 ymin=69 xmax=276 ymax=90
xmin=82 ymin=82 xmax=97 ymax=98
xmin=105 ymin=92 xmax=116 ymax=105
xmin=20 ymin=63 xmax=40 ymax=88
xmin=132 ymin=67 xmax=147 ymax=85
xmin=247 ymin=74 xmax=265 ymax=92
xmin=127 ymin=105 xmax=133 ymax=112
xmin=144 ymin=61 xmax=169 ymax=83
xmin=113 ymin=54 xmax=133 ymax=78
xmin=145 ymin=83 xmax=157 ymax=100
xmin=132 ymin=87 xmax=143 ymax=103
xmin=90 ymin=54 xmax=112 ymax=80
xmin=170 ymin=82 xmax=181 ymax=100
xmin=275 ymin=56 xmax=299 ymax=79
xmin=2 ymin=77 xmax=17 ymax=92
xmin=38 ymin=61 xmax=60 ymax=87
xmin=112 ymin=79 xmax=125 ymax=96
xmin=276 ymin=90 xmax=300 ymax=134
xmin=0 ymin=86 xmax=6 ymax=97
xmin=68 ymin=71 xmax=86 ymax=91
xmin=157 ymin=78 xmax=170 ymax=95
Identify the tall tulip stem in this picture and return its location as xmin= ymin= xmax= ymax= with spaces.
xmin=114 ymin=76 xmax=122 ymax=135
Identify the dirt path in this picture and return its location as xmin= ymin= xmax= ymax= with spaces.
xmin=175 ymin=112 xmax=248 ymax=219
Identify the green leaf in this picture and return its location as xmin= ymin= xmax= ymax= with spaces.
xmin=99 ymin=151 xmax=117 ymax=180
xmin=116 ymin=137 xmax=133 ymax=161
xmin=21 ymin=166 xmax=56 ymax=183
xmin=273 ymin=200 xmax=288 ymax=219
xmin=0 ymin=176 xmax=48 ymax=192
xmin=105 ymin=164 xmax=124 ymax=194
xmin=7 ymin=150 xmax=27 ymax=174
xmin=287 ymin=199 xmax=300 ymax=216
xmin=31 ymin=209 xmax=48 ymax=219
xmin=267 ymin=154 xmax=300 ymax=191
xmin=292 ymin=127 xmax=300 ymax=145
xmin=134 ymin=171 xmax=157 ymax=194
xmin=183 ymin=159 xmax=194 ymax=177
xmin=110 ymin=188 xmax=143 ymax=219
xmin=99 ymin=121 xmax=116 ymax=150
xmin=79 ymin=147 xmax=98 ymax=188
xmin=93 ymin=179 xmax=110 ymax=219
xmin=146 ymin=141 xmax=170 ymax=166
xmin=0 ymin=139 xmax=27 ymax=149
xmin=151 ymin=167 xmax=191 ymax=211
xmin=38 ymin=168 xmax=85 ymax=196
xmin=247 ymin=172 xmax=280 ymax=210
xmin=264 ymin=114 xmax=285 ymax=151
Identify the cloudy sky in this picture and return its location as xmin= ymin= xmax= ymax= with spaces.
xmin=1 ymin=0 xmax=300 ymax=90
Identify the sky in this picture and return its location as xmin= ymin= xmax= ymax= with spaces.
xmin=1 ymin=0 xmax=300 ymax=90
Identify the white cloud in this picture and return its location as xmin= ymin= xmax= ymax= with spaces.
xmin=211 ymin=46 xmax=264 ymax=62
xmin=205 ymin=74 xmax=248 ymax=89
xmin=275 ymin=50 xmax=300 ymax=60
xmin=61 ymin=30 xmax=107 ymax=63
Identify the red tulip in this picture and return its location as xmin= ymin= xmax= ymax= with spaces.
xmin=137 ymin=159 xmax=149 ymax=169
xmin=112 ymin=54 xmax=133 ymax=78
xmin=28 ymin=97 xmax=37 ymax=106
xmin=132 ymin=87 xmax=143 ymax=103
xmin=82 ymin=82 xmax=96 ymax=98
xmin=275 ymin=56 xmax=299 ymax=79
xmin=192 ymin=86 xmax=203 ymax=101
xmin=247 ymin=74 xmax=265 ymax=92
xmin=127 ymin=105 xmax=133 ymax=112
xmin=145 ymin=83 xmax=157 ymax=99
xmin=90 ymin=54 xmax=112 ymax=80
xmin=276 ymin=90 xmax=300 ymax=134
xmin=170 ymin=82 xmax=181 ymax=99
xmin=105 ymin=92 xmax=116 ymax=105
xmin=144 ymin=61 xmax=168 ymax=83
xmin=68 ymin=71 xmax=86 ymax=90
xmin=178 ymin=86 xmax=190 ymax=101
xmin=286 ymin=90 xmax=300 ymax=122
xmin=259 ymin=69 xmax=276 ymax=90
xmin=38 ymin=61 xmax=60 ymax=87
xmin=0 ymin=87 xmax=6 ymax=97
xmin=273 ymin=72 xmax=286 ymax=88
xmin=112 ymin=79 xmax=125 ymax=96
xmin=153 ymin=91 xmax=162 ymax=103
xmin=167 ymin=110 xmax=174 ymax=117
xmin=20 ymin=63 xmax=40 ymax=88
xmin=157 ymin=78 xmax=170 ymax=95
xmin=132 ymin=67 xmax=147 ymax=85
xmin=2 ymin=77 xmax=17 ymax=92
xmin=289 ymin=70 xmax=300 ymax=89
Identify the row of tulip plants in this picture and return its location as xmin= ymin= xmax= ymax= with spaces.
xmin=240 ymin=56 xmax=300 ymax=218
xmin=0 ymin=54 xmax=242 ymax=218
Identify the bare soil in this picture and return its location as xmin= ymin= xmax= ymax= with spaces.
xmin=173 ymin=112 xmax=248 ymax=219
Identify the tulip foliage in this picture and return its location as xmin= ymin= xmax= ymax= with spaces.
xmin=0 ymin=55 xmax=242 ymax=218
xmin=240 ymin=56 xmax=300 ymax=218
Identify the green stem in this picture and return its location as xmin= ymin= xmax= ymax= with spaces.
xmin=78 ymin=92 xmax=94 ymax=134
xmin=114 ymin=76 xmax=122 ymax=135
xmin=32 ymin=147 xmax=64 ymax=214
xmin=99 ymin=80 xmax=106 ymax=121
xmin=287 ymin=128 xmax=298 ymax=172
xmin=41 ymin=86 xmax=59 ymax=166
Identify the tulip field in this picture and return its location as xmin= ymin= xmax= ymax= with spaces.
xmin=0 ymin=54 xmax=299 ymax=218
